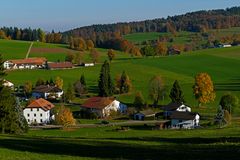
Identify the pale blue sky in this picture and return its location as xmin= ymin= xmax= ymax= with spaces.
xmin=1 ymin=0 xmax=240 ymax=31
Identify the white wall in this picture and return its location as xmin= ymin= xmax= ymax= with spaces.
xmin=23 ymin=108 xmax=50 ymax=124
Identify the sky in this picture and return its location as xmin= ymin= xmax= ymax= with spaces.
xmin=1 ymin=0 xmax=240 ymax=32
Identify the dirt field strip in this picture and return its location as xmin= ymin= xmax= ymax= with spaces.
xmin=26 ymin=42 xmax=33 ymax=58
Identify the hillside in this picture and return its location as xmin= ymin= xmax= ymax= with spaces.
xmin=64 ymin=7 xmax=240 ymax=44
xmin=1 ymin=39 xmax=239 ymax=113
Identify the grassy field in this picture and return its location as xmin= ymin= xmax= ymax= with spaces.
xmin=1 ymin=123 xmax=240 ymax=160
xmin=0 ymin=39 xmax=31 ymax=60
xmin=4 ymin=44 xmax=240 ymax=112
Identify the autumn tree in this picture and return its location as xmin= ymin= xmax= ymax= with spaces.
xmin=193 ymin=73 xmax=216 ymax=106
xmin=65 ymin=52 xmax=75 ymax=63
xmin=55 ymin=105 xmax=76 ymax=127
xmin=116 ymin=71 xmax=132 ymax=94
xmin=149 ymin=76 xmax=164 ymax=106
xmin=98 ymin=60 xmax=114 ymax=97
xmin=55 ymin=76 xmax=63 ymax=89
xmin=155 ymin=42 xmax=167 ymax=56
xmin=86 ymin=39 xmax=94 ymax=50
xmin=24 ymin=81 xmax=33 ymax=98
xmin=133 ymin=91 xmax=145 ymax=110
xmin=169 ymin=80 xmax=185 ymax=103
xmin=107 ymin=49 xmax=115 ymax=62
xmin=90 ymin=49 xmax=100 ymax=64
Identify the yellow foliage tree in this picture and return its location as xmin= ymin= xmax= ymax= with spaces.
xmin=55 ymin=76 xmax=63 ymax=89
xmin=55 ymin=106 xmax=76 ymax=126
xmin=193 ymin=73 xmax=216 ymax=106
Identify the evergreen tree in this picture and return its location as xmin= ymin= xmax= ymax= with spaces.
xmin=98 ymin=60 xmax=114 ymax=97
xmin=74 ymin=75 xmax=88 ymax=96
xmin=119 ymin=71 xmax=131 ymax=94
xmin=35 ymin=78 xmax=45 ymax=87
xmin=169 ymin=80 xmax=185 ymax=103
xmin=80 ymin=74 xmax=87 ymax=86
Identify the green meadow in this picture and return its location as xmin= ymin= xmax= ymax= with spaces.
xmin=1 ymin=123 xmax=240 ymax=160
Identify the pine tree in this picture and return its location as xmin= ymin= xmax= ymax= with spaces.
xmin=98 ymin=61 xmax=114 ymax=97
xmin=119 ymin=71 xmax=131 ymax=94
xmin=169 ymin=80 xmax=185 ymax=103
xmin=133 ymin=91 xmax=145 ymax=110
xmin=80 ymin=74 xmax=86 ymax=86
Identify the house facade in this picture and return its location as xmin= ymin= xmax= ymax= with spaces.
xmin=4 ymin=57 xmax=47 ymax=70
xmin=3 ymin=80 xmax=14 ymax=89
xmin=32 ymin=85 xmax=63 ymax=100
xmin=81 ymin=97 xmax=127 ymax=117
xmin=23 ymin=98 xmax=55 ymax=124
xmin=170 ymin=111 xmax=200 ymax=129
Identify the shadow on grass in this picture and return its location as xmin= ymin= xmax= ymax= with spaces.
xmin=0 ymin=135 xmax=240 ymax=159
xmin=215 ymin=82 xmax=240 ymax=91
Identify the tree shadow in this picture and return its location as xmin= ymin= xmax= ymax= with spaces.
xmin=0 ymin=135 xmax=240 ymax=159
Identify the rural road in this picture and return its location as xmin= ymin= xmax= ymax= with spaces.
xmin=26 ymin=42 xmax=33 ymax=58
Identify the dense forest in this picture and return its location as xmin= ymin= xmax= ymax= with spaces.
xmin=1 ymin=6 xmax=240 ymax=54
xmin=64 ymin=7 xmax=240 ymax=44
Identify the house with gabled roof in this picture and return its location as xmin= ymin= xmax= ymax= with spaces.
xmin=32 ymin=85 xmax=63 ymax=100
xmin=170 ymin=111 xmax=200 ymax=129
xmin=3 ymin=57 xmax=47 ymax=70
xmin=23 ymin=98 xmax=55 ymax=124
xmin=81 ymin=97 xmax=127 ymax=118
xmin=47 ymin=62 xmax=73 ymax=70
xmin=161 ymin=102 xmax=191 ymax=118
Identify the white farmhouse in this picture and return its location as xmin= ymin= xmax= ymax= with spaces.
xmin=23 ymin=98 xmax=55 ymax=124
xmin=81 ymin=97 xmax=127 ymax=117
xmin=170 ymin=111 xmax=200 ymax=129
xmin=3 ymin=57 xmax=47 ymax=70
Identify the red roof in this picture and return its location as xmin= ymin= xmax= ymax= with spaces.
xmin=48 ymin=62 xmax=73 ymax=69
xmin=10 ymin=57 xmax=47 ymax=65
xmin=82 ymin=97 xmax=115 ymax=109
xmin=26 ymin=98 xmax=55 ymax=111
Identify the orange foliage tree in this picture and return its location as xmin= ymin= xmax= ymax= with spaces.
xmin=55 ymin=106 xmax=76 ymax=127
xmin=193 ymin=73 xmax=216 ymax=106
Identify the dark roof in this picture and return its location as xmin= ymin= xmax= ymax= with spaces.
xmin=161 ymin=102 xmax=183 ymax=111
xmin=81 ymin=97 xmax=115 ymax=109
xmin=48 ymin=62 xmax=73 ymax=69
xmin=33 ymin=85 xmax=62 ymax=93
xmin=26 ymin=98 xmax=54 ymax=111
xmin=170 ymin=111 xmax=199 ymax=120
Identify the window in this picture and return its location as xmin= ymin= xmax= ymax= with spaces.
xmin=37 ymin=108 xmax=39 ymax=112
xmin=40 ymin=119 xmax=43 ymax=122
xmin=34 ymin=119 xmax=37 ymax=122
xmin=27 ymin=114 xmax=30 ymax=117
xmin=31 ymin=108 xmax=33 ymax=111
xmin=34 ymin=114 xmax=36 ymax=117
xmin=27 ymin=119 xmax=30 ymax=122
xmin=40 ymin=114 xmax=42 ymax=117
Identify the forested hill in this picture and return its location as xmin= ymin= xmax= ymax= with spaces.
xmin=64 ymin=6 xmax=240 ymax=41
